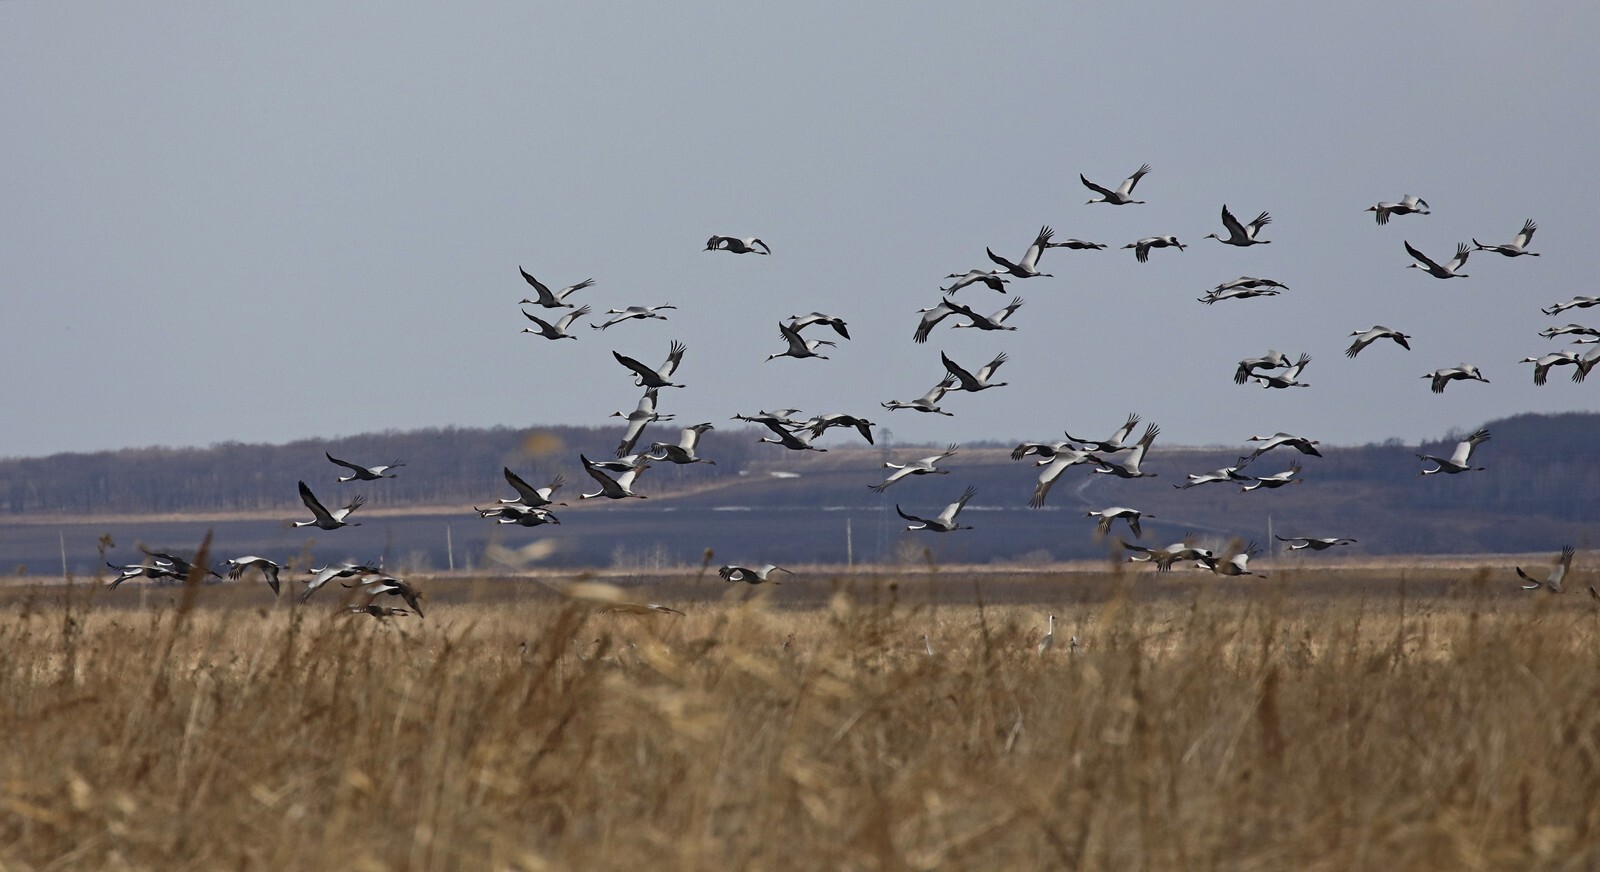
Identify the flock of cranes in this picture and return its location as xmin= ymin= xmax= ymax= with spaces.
xmin=101 ymin=163 xmax=1588 ymax=612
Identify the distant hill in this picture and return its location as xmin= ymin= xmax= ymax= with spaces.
xmin=1 ymin=412 xmax=1597 ymax=562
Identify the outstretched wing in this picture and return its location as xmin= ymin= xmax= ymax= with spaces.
xmin=1119 ymin=164 xmax=1151 ymax=195
xmin=1080 ymin=173 xmax=1116 ymax=199
xmin=1404 ymin=241 xmax=1444 ymax=272
xmin=325 ymin=452 xmax=366 ymax=474
xmin=298 ymin=480 xmax=333 ymax=523
xmin=1219 ymin=205 xmax=1248 ymax=240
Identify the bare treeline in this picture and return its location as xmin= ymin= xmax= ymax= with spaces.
xmin=0 ymin=424 xmax=763 ymax=515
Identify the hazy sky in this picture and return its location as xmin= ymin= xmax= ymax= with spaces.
xmin=4 ymin=2 xmax=1597 ymax=460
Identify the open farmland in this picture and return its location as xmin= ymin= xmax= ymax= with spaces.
xmin=2 ymin=564 xmax=1599 ymax=869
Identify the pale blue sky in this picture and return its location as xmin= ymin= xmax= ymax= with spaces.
xmin=4 ymin=2 xmax=1596 ymax=458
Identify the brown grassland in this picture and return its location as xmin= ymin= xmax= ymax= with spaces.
xmin=3 ymin=561 xmax=1600 ymax=870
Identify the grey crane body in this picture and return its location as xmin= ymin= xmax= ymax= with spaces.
xmin=518 ymin=268 xmax=595 ymax=308
xmin=1205 ymin=205 xmax=1272 ymax=246
xmin=613 ymin=340 xmax=687 ymax=389
xmin=898 ymin=486 xmax=978 ymax=532
xmin=579 ymin=453 xmax=650 ymax=499
xmin=1418 ymin=428 xmax=1490 ymax=475
xmin=870 ymin=444 xmax=957 ymax=493
xmin=1125 ymin=236 xmax=1184 ymax=262
xmin=325 ymin=452 xmax=403 ymax=482
xmin=1082 ymin=164 xmax=1151 ymax=205
xmin=521 ymin=305 xmax=590 ymax=340
xmin=1423 ymin=364 xmax=1489 ymax=393
xmin=1404 ymin=241 xmax=1469 ymax=278
xmin=1366 ymin=195 xmax=1429 ymax=225
xmin=225 ymin=556 xmax=283 ymax=595
xmin=1518 ymin=546 xmax=1575 ymax=592
xmin=986 ymin=226 xmax=1055 ymax=278
xmin=1087 ymin=506 xmax=1151 ymax=538
xmin=1346 ymin=326 xmax=1412 ymax=358
xmin=1474 ymin=220 xmax=1539 ymax=257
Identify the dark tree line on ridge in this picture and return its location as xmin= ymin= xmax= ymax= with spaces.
xmin=0 ymin=414 xmax=1597 ymax=542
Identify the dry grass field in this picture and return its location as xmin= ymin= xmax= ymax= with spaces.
xmin=3 ymin=564 xmax=1600 ymax=870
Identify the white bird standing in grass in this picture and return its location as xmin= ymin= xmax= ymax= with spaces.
xmin=1365 ymin=195 xmax=1429 ymax=225
xmin=518 ymin=269 xmax=595 ymax=308
xmin=325 ymin=452 xmax=404 ymax=482
xmin=1517 ymin=545 xmax=1575 ymax=592
xmin=1404 ymin=241 xmax=1470 ymax=278
xmin=1205 ymin=205 xmax=1272 ymax=246
xmin=1474 ymin=220 xmax=1540 ymax=257
xmin=898 ymin=486 xmax=978 ymax=532
xmin=293 ymin=481 xmax=364 ymax=530
xmin=1037 ymin=614 xmax=1055 ymax=656
xmin=1081 ymin=164 xmax=1151 ymax=205
xmin=521 ymin=305 xmax=591 ymax=340
xmin=1423 ymin=364 xmax=1490 ymax=393
xmin=869 ymin=444 xmax=957 ymax=493
xmin=1417 ymin=428 xmax=1490 ymax=475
